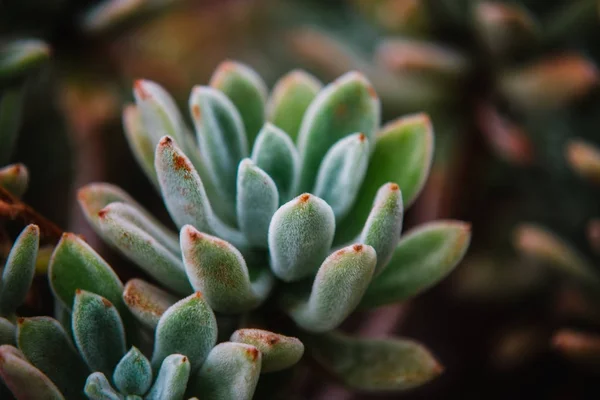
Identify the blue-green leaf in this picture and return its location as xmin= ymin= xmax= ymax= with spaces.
xmin=113 ymin=347 xmax=152 ymax=396
xmin=145 ymin=354 xmax=190 ymax=400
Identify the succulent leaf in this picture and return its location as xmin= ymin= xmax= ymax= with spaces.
xmin=359 ymin=183 xmax=404 ymax=275
xmin=48 ymin=234 xmax=124 ymax=312
xmin=236 ymin=158 xmax=279 ymax=247
xmin=313 ymin=133 xmax=370 ymax=221
xmin=181 ymin=225 xmax=273 ymax=313
xmin=230 ymin=329 xmax=304 ymax=373
xmin=296 ymin=71 xmax=380 ymax=192
xmin=97 ymin=203 xmax=191 ymax=295
xmin=188 ymin=342 xmax=261 ymax=400
xmin=268 ymin=193 xmax=336 ymax=282
xmin=361 ymin=221 xmax=471 ymax=308
xmin=189 ymin=86 xmax=248 ymax=211
xmin=123 ymin=279 xmax=177 ymax=330
xmin=309 ymin=332 xmax=443 ymax=391
xmin=0 ymin=317 xmax=15 ymax=345
xmin=0 ymin=163 xmax=28 ymax=197
xmin=145 ymin=354 xmax=190 ymax=400
xmin=337 ymin=114 xmax=433 ymax=243
xmin=267 ymin=70 xmax=322 ymax=142
xmin=122 ymin=104 xmax=158 ymax=187
xmin=84 ymin=372 xmax=123 ymax=400
xmin=210 ymin=61 xmax=268 ymax=146
xmin=152 ymin=292 xmax=218 ymax=371
xmin=0 ymin=39 xmax=50 ymax=82
xmin=0 ymin=345 xmax=65 ymax=400
xmin=72 ymin=290 xmax=126 ymax=377
xmin=17 ymin=317 xmax=88 ymax=399
xmin=284 ymin=244 xmax=376 ymax=332
xmin=113 ymin=347 xmax=152 ymax=396
xmin=0 ymin=224 xmax=38 ymax=316
xmin=251 ymin=123 xmax=299 ymax=202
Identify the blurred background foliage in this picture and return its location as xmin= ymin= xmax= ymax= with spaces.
xmin=3 ymin=0 xmax=600 ymax=398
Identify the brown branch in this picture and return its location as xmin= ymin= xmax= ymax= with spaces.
xmin=0 ymin=186 xmax=63 ymax=243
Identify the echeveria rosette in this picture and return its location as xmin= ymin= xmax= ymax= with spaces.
xmin=78 ymin=61 xmax=472 ymax=392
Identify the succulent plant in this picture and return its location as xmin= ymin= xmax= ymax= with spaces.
xmin=75 ymin=61 xmax=471 ymax=393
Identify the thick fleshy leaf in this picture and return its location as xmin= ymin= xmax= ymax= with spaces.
xmin=565 ymin=138 xmax=600 ymax=185
xmin=0 ymin=163 xmax=28 ymax=197
xmin=251 ymin=123 xmax=299 ymax=202
xmin=188 ymin=342 xmax=261 ymax=400
xmin=313 ymin=133 xmax=370 ymax=221
xmin=361 ymin=221 xmax=471 ymax=308
xmin=0 ymin=85 xmax=25 ymax=166
xmin=267 ymin=70 xmax=322 ymax=142
xmin=84 ymin=372 xmax=122 ymax=400
xmin=181 ymin=225 xmax=273 ymax=313
xmin=189 ymin=86 xmax=248 ymax=211
xmin=0 ymin=345 xmax=65 ymax=399
xmin=296 ymin=71 xmax=380 ymax=192
xmin=309 ymin=332 xmax=442 ymax=391
xmin=284 ymin=244 xmax=376 ymax=332
xmin=17 ymin=317 xmax=88 ymax=399
xmin=210 ymin=61 xmax=267 ymax=146
xmin=48 ymin=233 xmax=124 ymax=311
xmin=337 ymin=114 xmax=433 ymax=243
xmin=268 ymin=194 xmax=335 ymax=282
xmin=154 ymin=136 xmax=245 ymax=248
xmin=152 ymin=293 xmax=218 ymax=371
xmin=230 ymin=329 xmax=304 ymax=373
xmin=72 ymin=290 xmax=126 ymax=377
xmin=513 ymin=224 xmax=598 ymax=282
xmin=0 ymin=39 xmax=50 ymax=82
xmin=145 ymin=354 xmax=190 ymax=400
xmin=113 ymin=347 xmax=152 ymax=396
xmin=0 ymin=318 xmax=14 ymax=345
xmin=359 ymin=183 xmax=404 ymax=275
xmin=97 ymin=204 xmax=191 ymax=295
xmin=123 ymin=104 xmax=158 ymax=187
xmin=236 ymin=159 xmax=279 ymax=247
xmin=0 ymin=224 xmax=38 ymax=316
xmin=123 ymin=279 xmax=177 ymax=330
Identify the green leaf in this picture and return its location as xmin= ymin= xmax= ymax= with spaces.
xmin=210 ymin=61 xmax=267 ymax=146
xmin=0 ymin=85 xmax=26 ymax=164
xmin=360 ymin=221 xmax=471 ymax=308
xmin=189 ymin=86 xmax=248 ymax=213
xmin=0 ymin=318 xmax=15 ymax=345
xmin=230 ymin=329 xmax=304 ymax=373
xmin=267 ymin=69 xmax=322 ymax=142
xmin=72 ymin=290 xmax=126 ymax=377
xmin=180 ymin=225 xmax=273 ymax=313
xmin=97 ymin=203 xmax=191 ymax=296
xmin=123 ymin=279 xmax=177 ymax=330
xmin=312 ymin=133 xmax=370 ymax=221
xmin=154 ymin=136 xmax=246 ymax=248
xmin=84 ymin=372 xmax=123 ymax=400
xmin=359 ymin=183 xmax=404 ymax=275
xmin=296 ymin=71 xmax=380 ymax=192
xmin=337 ymin=114 xmax=433 ymax=243
xmin=188 ymin=342 xmax=261 ymax=400
xmin=48 ymin=233 xmax=124 ymax=312
xmin=251 ymin=123 xmax=299 ymax=202
xmin=0 ymin=345 xmax=65 ymax=400
xmin=0 ymin=224 xmax=38 ymax=316
xmin=17 ymin=317 xmax=88 ymax=399
xmin=268 ymin=193 xmax=335 ymax=282
xmin=0 ymin=163 xmax=28 ymax=197
xmin=0 ymin=39 xmax=50 ymax=82
xmin=309 ymin=332 xmax=443 ymax=391
xmin=145 ymin=354 xmax=190 ymax=400
xmin=284 ymin=244 xmax=376 ymax=332
xmin=236 ymin=158 xmax=279 ymax=247
xmin=123 ymin=104 xmax=158 ymax=188
xmin=152 ymin=292 xmax=218 ymax=371
xmin=113 ymin=347 xmax=152 ymax=396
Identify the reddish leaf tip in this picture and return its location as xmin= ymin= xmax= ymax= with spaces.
xmin=159 ymin=136 xmax=173 ymax=146
xmin=353 ymin=244 xmax=364 ymax=252
xmin=246 ymin=346 xmax=260 ymax=361
xmin=134 ymin=80 xmax=150 ymax=100
xmin=101 ymin=297 xmax=113 ymax=308
xmin=299 ymin=193 xmax=311 ymax=203
xmin=389 ymin=183 xmax=399 ymax=191
xmin=16 ymin=318 xmax=24 ymax=325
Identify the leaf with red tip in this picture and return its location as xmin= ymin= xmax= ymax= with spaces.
xmin=123 ymin=279 xmax=177 ymax=330
xmin=230 ymin=329 xmax=304 ymax=373
xmin=0 ymin=163 xmax=28 ymax=197
xmin=360 ymin=221 xmax=471 ymax=308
